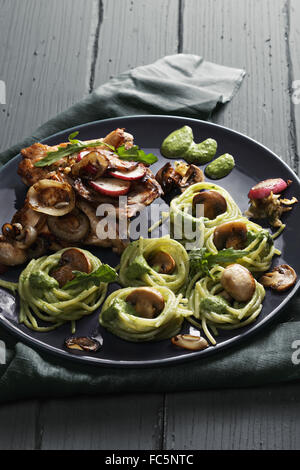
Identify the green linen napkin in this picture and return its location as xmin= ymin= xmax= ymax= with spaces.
xmin=0 ymin=53 xmax=298 ymax=404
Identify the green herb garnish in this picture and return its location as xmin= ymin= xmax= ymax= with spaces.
xmin=189 ymin=247 xmax=249 ymax=278
xmin=63 ymin=264 xmax=117 ymax=289
xmin=116 ymin=145 xmax=158 ymax=164
xmin=34 ymin=132 xmax=158 ymax=168
xmin=34 ymin=133 xmax=114 ymax=168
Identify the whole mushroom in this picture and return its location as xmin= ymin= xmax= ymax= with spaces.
xmin=192 ymin=191 xmax=227 ymax=220
xmin=126 ymin=287 xmax=165 ymax=319
xmin=213 ymin=221 xmax=248 ymax=250
xmin=221 ymin=264 xmax=255 ymax=302
xmin=148 ymin=251 xmax=176 ymax=274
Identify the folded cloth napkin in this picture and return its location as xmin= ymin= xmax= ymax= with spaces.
xmin=0 ymin=53 xmax=298 ymax=404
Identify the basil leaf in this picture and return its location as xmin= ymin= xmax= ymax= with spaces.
xmin=34 ymin=132 xmax=114 ymax=168
xmin=63 ymin=264 xmax=117 ymax=289
xmin=116 ymin=145 xmax=158 ymax=164
xmin=189 ymin=247 xmax=249 ymax=278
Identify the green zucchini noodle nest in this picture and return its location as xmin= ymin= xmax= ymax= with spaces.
xmin=186 ymin=265 xmax=266 ymax=345
xmin=99 ymin=286 xmax=192 ymax=342
xmin=118 ymin=235 xmax=189 ymax=293
xmin=170 ymin=182 xmax=242 ymax=247
xmin=204 ymin=218 xmax=280 ymax=273
xmin=0 ymin=248 xmax=108 ymax=333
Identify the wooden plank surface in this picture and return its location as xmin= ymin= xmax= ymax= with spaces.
xmin=94 ymin=0 xmax=179 ymax=85
xmin=183 ymin=0 xmax=294 ymax=168
xmin=0 ymin=400 xmax=38 ymax=450
xmin=39 ymin=394 xmax=163 ymax=450
xmin=164 ymin=384 xmax=300 ymax=450
xmin=0 ymin=0 xmax=94 ymax=152
xmin=288 ymin=0 xmax=300 ymax=174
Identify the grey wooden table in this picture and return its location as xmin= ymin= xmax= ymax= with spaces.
xmin=0 ymin=0 xmax=300 ymax=450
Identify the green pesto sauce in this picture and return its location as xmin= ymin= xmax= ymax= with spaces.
xmin=205 ymin=153 xmax=235 ymax=179
xmin=125 ymin=254 xmax=151 ymax=281
xmin=101 ymin=298 xmax=137 ymax=323
xmin=29 ymin=270 xmax=59 ymax=290
xmin=161 ymin=126 xmax=193 ymax=158
xmin=161 ymin=125 xmax=217 ymax=164
xmin=200 ymin=295 xmax=229 ymax=314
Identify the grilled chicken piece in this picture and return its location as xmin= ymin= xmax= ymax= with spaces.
xmin=77 ymin=200 xmax=129 ymax=254
xmin=1 ymin=128 xmax=161 ymax=267
xmin=18 ymin=129 xmax=134 ymax=187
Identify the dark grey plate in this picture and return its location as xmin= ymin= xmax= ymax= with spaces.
xmin=0 ymin=115 xmax=299 ymax=367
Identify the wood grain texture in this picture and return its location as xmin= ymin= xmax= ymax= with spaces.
xmin=164 ymin=384 xmax=300 ymax=450
xmin=0 ymin=400 xmax=38 ymax=450
xmin=94 ymin=0 xmax=179 ymax=86
xmin=182 ymin=0 xmax=294 ymax=168
xmin=39 ymin=394 xmax=164 ymax=450
xmin=287 ymin=0 xmax=300 ymax=174
xmin=0 ymin=0 xmax=94 ymax=152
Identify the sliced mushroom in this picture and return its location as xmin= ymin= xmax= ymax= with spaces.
xmin=156 ymin=162 xmax=204 ymax=195
xmin=192 ymin=190 xmax=227 ymax=220
xmin=47 ymin=209 xmax=90 ymax=242
xmin=221 ymin=264 xmax=255 ymax=302
xmin=71 ymin=151 xmax=109 ymax=179
xmin=51 ymin=264 xmax=75 ymax=288
xmin=51 ymin=248 xmax=92 ymax=287
xmin=155 ymin=162 xmax=183 ymax=193
xmin=28 ymin=179 xmax=75 ymax=216
xmin=0 ymin=241 xmax=28 ymax=266
xmin=213 ymin=221 xmax=248 ymax=250
xmin=60 ymin=248 xmax=92 ymax=273
xmin=260 ymin=264 xmax=297 ymax=292
xmin=179 ymin=164 xmax=204 ymax=190
xmin=171 ymin=334 xmax=209 ymax=351
xmin=65 ymin=336 xmax=101 ymax=352
xmin=148 ymin=251 xmax=176 ymax=274
xmin=126 ymin=287 xmax=165 ymax=319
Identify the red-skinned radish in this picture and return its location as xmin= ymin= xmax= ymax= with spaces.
xmin=76 ymin=150 xmax=90 ymax=162
xmin=109 ymin=164 xmax=146 ymax=181
xmin=248 ymin=178 xmax=288 ymax=200
xmin=89 ymin=178 xmax=131 ymax=196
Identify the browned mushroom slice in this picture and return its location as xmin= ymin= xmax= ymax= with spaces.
xmin=179 ymin=164 xmax=204 ymax=190
xmin=47 ymin=209 xmax=90 ymax=243
xmin=156 ymin=162 xmax=204 ymax=194
xmin=27 ymin=179 xmax=75 ymax=216
xmin=51 ymin=248 xmax=92 ymax=287
xmin=221 ymin=264 xmax=256 ymax=302
xmin=213 ymin=221 xmax=248 ymax=250
xmin=71 ymin=151 xmax=109 ymax=179
xmin=155 ymin=162 xmax=180 ymax=193
xmin=148 ymin=251 xmax=176 ymax=274
xmin=126 ymin=287 xmax=165 ymax=319
xmin=260 ymin=264 xmax=297 ymax=292
xmin=65 ymin=336 xmax=101 ymax=352
xmin=192 ymin=190 xmax=227 ymax=220
xmin=171 ymin=334 xmax=209 ymax=351
xmin=51 ymin=264 xmax=75 ymax=288
xmin=60 ymin=248 xmax=92 ymax=273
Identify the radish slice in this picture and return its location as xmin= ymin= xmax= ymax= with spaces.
xmin=109 ymin=165 xmax=146 ymax=181
xmin=76 ymin=151 xmax=90 ymax=162
xmin=90 ymin=178 xmax=131 ymax=196
xmin=248 ymin=178 xmax=288 ymax=199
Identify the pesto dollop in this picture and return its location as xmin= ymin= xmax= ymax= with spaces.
xmin=205 ymin=153 xmax=235 ymax=179
xmin=29 ymin=270 xmax=59 ymax=290
xmin=200 ymin=295 xmax=229 ymax=314
xmin=161 ymin=126 xmax=217 ymax=164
